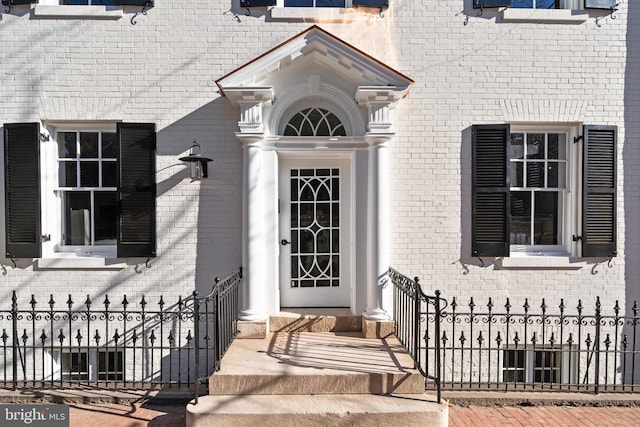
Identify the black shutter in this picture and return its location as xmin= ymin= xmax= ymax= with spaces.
xmin=115 ymin=0 xmax=154 ymax=6
xmin=117 ymin=123 xmax=156 ymax=258
xmin=584 ymin=0 xmax=618 ymax=9
xmin=473 ymin=0 xmax=512 ymax=8
xmin=1 ymin=0 xmax=38 ymax=6
xmin=353 ymin=0 xmax=389 ymax=8
xmin=4 ymin=123 xmax=41 ymax=259
xmin=582 ymin=125 xmax=617 ymax=258
xmin=472 ymin=124 xmax=510 ymax=258
xmin=240 ymin=0 xmax=276 ymax=7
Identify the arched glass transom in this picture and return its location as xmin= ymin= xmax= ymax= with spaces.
xmin=284 ymin=108 xmax=347 ymax=137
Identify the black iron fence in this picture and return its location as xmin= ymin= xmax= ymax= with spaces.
xmin=389 ymin=268 xmax=640 ymax=399
xmin=0 ymin=268 xmax=241 ymax=404
xmin=389 ymin=268 xmax=444 ymax=403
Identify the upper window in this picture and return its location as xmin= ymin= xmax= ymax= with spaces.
xmin=471 ymin=124 xmax=617 ymax=259
xmin=61 ymin=0 xmax=116 ymax=4
xmin=240 ymin=0 xmax=387 ymax=10
xmin=511 ymin=0 xmax=556 ymax=9
xmin=284 ymin=0 xmax=345 ymax=6
xmin=472 ymin=0 xmax=618 ymax=10
xmin=4 ymin=122 xmax=157 ymax=260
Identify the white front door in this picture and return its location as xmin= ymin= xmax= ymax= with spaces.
xmin=279 ymin=159 xmax=350 ymax=307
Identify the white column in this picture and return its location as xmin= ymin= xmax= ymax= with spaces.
xmin=364 ymin=136 xmax=392 ymax=320
xmin=239 ymin=137 xmax=267 ymax=321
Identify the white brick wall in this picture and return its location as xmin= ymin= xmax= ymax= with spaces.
xmin=0 ymin=0 xmax=635 ymax=318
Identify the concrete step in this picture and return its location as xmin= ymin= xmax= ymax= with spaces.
xmin=270 ymin=309 xmax=362 ymax=332
xmin=186 ymin=393 xmax=448 ymax=427
xmin=209 ymin=332 xmax=425 ymax=395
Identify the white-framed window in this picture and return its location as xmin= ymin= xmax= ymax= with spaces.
xmin=60 ymin=351 xmax=90 ymax=381
xmin=40 ymin=125 xmax=119 ymax=258
xmin=51 ymin=349 xmax=124 ymax=381
xmin=272 ymin=0 xmax=386 ymax=8
xmin=60 ymin=0 xmax=116 ymax=4
xmin=281 ymin=0 xmax=347 ymax=6
xmin=512 ymin=0 xmax=576 ymax=8
xmin=284 ymin=107 xmax=347 ymax=137
xmin=5 ymin=122 xmax=156 ymax=261
xmin=471 ymin=123 xmax=617 ymax=261
xmin=98 ymin=350 xmax=124 ymax=380
xmin=56 ymin=130 xmax=118 ymax=252
xmin=472 ymin=0 xmax=617 ymax=12
xmin=509 ymin=127 xmax=574 ymax=255
xmin=503 ymin=347 xmax=575 ymax=384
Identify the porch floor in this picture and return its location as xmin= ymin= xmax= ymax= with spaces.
xmin=209 ymin=332 xmax=424 ymax=394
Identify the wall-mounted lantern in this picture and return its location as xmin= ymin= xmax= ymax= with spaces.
xmin=179 ymin=141 xmax=213 ymax=180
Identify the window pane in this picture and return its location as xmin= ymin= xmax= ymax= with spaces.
xmin=534 ymin=192 xmax=561 ymax=245
xmin=60 ymin=161 xmax=77 ymax=187
xmin=526 ymin=133 xmax=545 ymax=160
xmin=80 ymin=161 xmax=99 ymax=187
xmin=102 ymin=132 xmax=118 ymax=158
xmin=547 ymin=162 xmax=566 ymax=188
xmin=80 ymin=132 xmax=99 ymax=158
xmin=510 ymin=162 xmax=523 ymax=187
xmin=512 ymin=0 xmax=555 ymax=7
xmin=503 ymin=349 xmax=526 ymax=368
xmin=511 ymin=191 xmax=531 ymax=245
xmin=504 ymin=370 xmax=526 ymax=382
xmin=103 ymin=161 xmax=117 ymax=187
xmin=64 ymin=192 xmax=90 ymax=245
xmin=510 ymin=133 xmax=524 ymax=160
xmin=526 ymin=162 xmax=545 ymax=187
xmin=285 ymin=0 xmax=314 ymax=6
xmin=94 ymin=192 xmax=117 ymax=245
xmin=62 ymin=352 xmax=88 ymax=380
xmin=548 ymin=133 xmax=566 ymax=160
xmin=59 ymin=132 xmax=77 ymax=158
xmin=317 ymin=0 xmax=345 ymax=7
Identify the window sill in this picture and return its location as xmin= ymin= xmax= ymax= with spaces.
xmin=33 ymin=5 xmax=124 ymax=19
xmin=37 ymin=256 xmax=126 ymax=270
xmin=270 ymin=7 xmax=359 ymax=22
xmin=501 ymin=254 xmax=586 ymax=269
xmin=501 ymin=9 xmax=589 ymax=23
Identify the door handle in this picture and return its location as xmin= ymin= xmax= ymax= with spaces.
xmin=281 ymin=239 xmax=291 ymax=246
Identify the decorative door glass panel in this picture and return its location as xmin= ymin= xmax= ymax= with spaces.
xmin=290 ymin=168 xmax=340 ymax=288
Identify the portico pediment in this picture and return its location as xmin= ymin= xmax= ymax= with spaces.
xmin=216 ymin=26 xmax=413 ymax=136
xmin=216 ymin=25 xmax=413 ymax=105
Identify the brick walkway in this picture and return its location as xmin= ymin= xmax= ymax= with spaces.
xmin=69 ymin=402 xmax=186 ymax=427
xmin=448 ymin=404 xmax=640 ymax=427
xmin=66 ymin=400 xmax=640 ymax=427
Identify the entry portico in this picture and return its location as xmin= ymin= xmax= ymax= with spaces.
xmin=216 ymin=26 xmax=413 ymax=326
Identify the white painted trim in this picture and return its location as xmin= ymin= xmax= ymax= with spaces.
xmin=37 ymin=257 xmax=126 ymax=270
xmin=34 ymin=5 xmax=124 ymax=18
xmin=270 ymin=7 xmax=360 ymax=22
xmin=501 ymin=8 xmax=589 ymax=22
xmin=267 ymin=81 xmax=366 ymax=137
xmin=501 ymin=256 xmax=586 ymax=269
